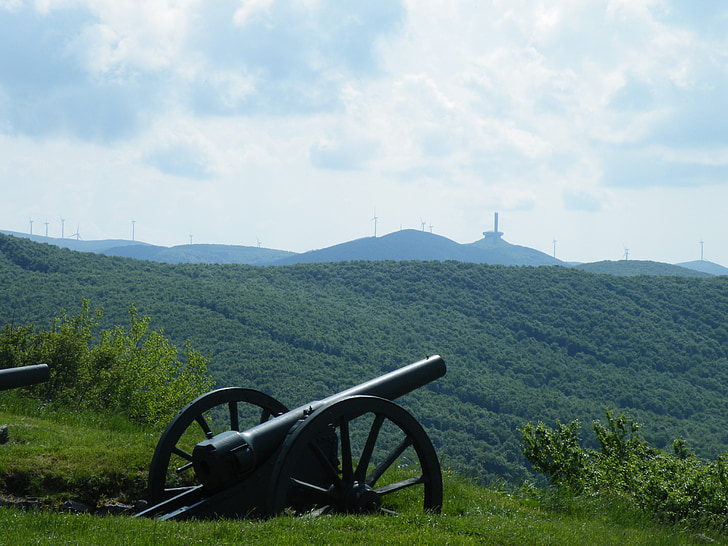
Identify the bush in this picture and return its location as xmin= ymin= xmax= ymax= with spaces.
xmin=0 ymin=301 xmax=214 ymax=426
xmin=521 ymin=410 xmax=728 ymax=528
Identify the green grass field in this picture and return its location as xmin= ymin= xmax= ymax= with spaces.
xmin=1 ymin=503 xmax=719 ymax=545
xmin=1 ymin=403 xmax=724 ymax=545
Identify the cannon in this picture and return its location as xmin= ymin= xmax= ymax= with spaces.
xmin=0 ymin=364 xmax=50 ymax=391
xmin=138 ymin=355 xmax=446 ymax=520
xmin=0 ymin=364 xmax=50 ymax=445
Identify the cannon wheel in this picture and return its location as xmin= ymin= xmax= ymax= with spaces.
xmin=267 ymin=395 xmax=442 ymax=516
xmin=148 ymin=387 xmax=288 ymax=503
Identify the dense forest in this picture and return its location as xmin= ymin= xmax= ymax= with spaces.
xmin=2 ymin=232 xmax=728 ymax=483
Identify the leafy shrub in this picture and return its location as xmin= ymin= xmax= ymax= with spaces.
xmin=521 ymin=410 xmax=728 ymax=528
xmin=0 ymin=300 xmax=214 ymax=426
xmin=519 ymin=419 xmax=587 ymax=493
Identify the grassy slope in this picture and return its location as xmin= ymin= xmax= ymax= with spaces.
xmin=0 ymin=404 xmax=723 ymax=544
xmin=0 ymin=407 xmax=154 ymax=504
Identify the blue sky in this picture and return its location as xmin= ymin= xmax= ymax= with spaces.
xmin=2 ymin=1 xmax=728 ymax=265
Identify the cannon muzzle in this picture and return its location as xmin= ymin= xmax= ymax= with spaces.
xmin=0 ymin=364 xmax=50 ymax=392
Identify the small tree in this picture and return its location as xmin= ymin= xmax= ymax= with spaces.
xmin=0 ymin=301 xmax=214 ymax=426
xmin=82 ymin=305 xmax=214 ymax=425
xmin=520 ymin=419 xmax=588 ymax=492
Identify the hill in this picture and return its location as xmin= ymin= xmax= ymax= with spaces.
xmin=104 ymin=242 xmax=295 ymax=265
xmin=2 ymin=232 xmax=728 ymax=484
xmin=0 ymin=230 xmax=151 ymax=254
xmin=0 ymin=230 xmax=295 ymax=265
xmin=273 ymin=229 xmax=562 ymax=266
xmin=572 ymin=260 xmax=712 ymax=278
xmin=466 ymin=232 xmax=563 ymax=266
xmin=678 ymin=260 xmax=728 ymax=276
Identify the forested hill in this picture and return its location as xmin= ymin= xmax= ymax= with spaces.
xmin=2 ymin=232 xmax=728 ymax=484
xmin=573 ymin=260 xmax=712 ymax=277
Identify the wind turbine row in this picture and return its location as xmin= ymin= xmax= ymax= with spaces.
xmin=370 ymin=213 xmax=436 ymax=237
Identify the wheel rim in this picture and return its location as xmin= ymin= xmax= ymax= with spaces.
xmin=267 ymin=395 xmax=442 ymax=516
xmin=147 ymin=387 xmax=288 ymax=503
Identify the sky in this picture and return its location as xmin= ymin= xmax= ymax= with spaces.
xmin=2 ymin=1 xmax=728 ymax=265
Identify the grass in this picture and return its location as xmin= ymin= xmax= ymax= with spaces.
xmin=1 ymin=397 xmax=726 ymax=544
xmin=0 ymin=395 xmax=157 ymax=505
xmin=2 ymin=483 xmax=722 ymax=545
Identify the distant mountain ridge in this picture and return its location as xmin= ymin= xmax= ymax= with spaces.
xmin=573 ymin=260 xmax=713 ymax=278
xmin=677 ymin=260 xmax=728 ymax=276
xmin=0 ymin=231 xmax=294 ymax=266
xmin=0 ymin=229 xmax=563 ymax=267
xmin=2 ymin=229 xmax=726 ymax=275
xmin=104 ymin=242 xmax=295 ymax=265
xmin=271 ymin=229 xmax=563 ymax=266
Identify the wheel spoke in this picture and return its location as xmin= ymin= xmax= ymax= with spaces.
xmin=354 ymin=413 xmax=385 ymax=482
xmin=305 ymin=505 xmax=333 ymax=517
xmin=375 ymin=475 xmax=425 ymax=496
xmin=228 ymin=401 xmax=239 ymax=431
xmin=367 ymin=436 xmax=413 ymax=486
xmin=175 ymin=462 xmax=194 ymax=474
xmin=171 ymin=446 xmax=193 ymax=462
xmin=339 ymin=417 xmax=353 ymax=483
xmin=309 ymin=442 xmax=343 ymax=489
xmin=164 ymin=485 xmax=199 ymax=495
xmin=290 ymin=477 xmax=336 ymax=499
xmin=288 ymin=478 xmax=337 ymax=515
xmin=195 ymin=414 xmax=214 ymax=439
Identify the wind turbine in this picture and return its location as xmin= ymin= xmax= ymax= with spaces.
xmin=29 ymin=217 xmax=33 ymax=236
xmin=553 ymin=238 xmax=557 ymax=259
xmin=429 ymin=221 xmax=434 ymax=234
xmin=371 ymin=209 xmax=379 ymax=237
xmin=256 ymin=236 xmax=262 ymax=249
xmin=44 ymin=220 xmax=49 ymax=238
xmin=69 ymin=224 xmax=81 ymax=241
xmin=61 ymin=217 xmax=66 ymax=239
xmin=189 ymin=234 xmax=193 ymax=245
xmin=700 ymin=239 xmax=704 ymax=261
xmin=623 ymin=247 xmax=629 ymax=261
xmin=132 ymin=219 xmax=136 ymax=242
xmin=420 ymin=217 xmax=426 ymax=232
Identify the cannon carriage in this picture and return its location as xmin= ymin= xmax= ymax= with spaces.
xmin=138 ymin=355 xmax=447 ymax=520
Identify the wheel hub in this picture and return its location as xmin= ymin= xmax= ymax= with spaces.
xmin=344 ymin=481 xmax=381 ymax=514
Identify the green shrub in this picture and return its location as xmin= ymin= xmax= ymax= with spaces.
xmin=0 ymin=300 xmax=214 ymax=426
xmin=521 ymin=410 xmax=728 ymax=528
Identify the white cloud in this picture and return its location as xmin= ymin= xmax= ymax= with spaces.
xmin=2 ymin=1 xmax=728 ymax=264
xmin=0 ymin=0 xmax=22 ymax=11
xmin=309 ymin=135 xmax=377 ymax=171
xmin=233 ymin=0 xmax=274 ymax=26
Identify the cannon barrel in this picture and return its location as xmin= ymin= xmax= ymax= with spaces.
xmin=193 ymin=355 xmax=446 ymax=492
xmin=0 ymin=364 xmax=50 ymax=392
